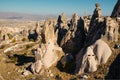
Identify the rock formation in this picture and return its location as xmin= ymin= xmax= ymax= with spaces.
xmin=89 ymin=3 xmax=102 ymax=31
xmin=60 ymin=53 xmax=73 ymax=68
xmin=82 ymin=16 xmax=91 ymax=33
xmin=111 ymin=0 xmax=120 ymax=18
xmin=75 ymin=39 xmax=112 ymax=74
xmin=0 ymin=1 xmax=119 ymax=79
xmin=111 ymin=0 xmax=120 ymax=33
xmin=60 ymin=13 xmax=86 ymax=54
xmin=85 ymin=3 xmax=104 ymax=46
xmin=75 ymin=47 xmax=98 ymax=74
xmin=103 ymin=17 xmax=119 ymax=42
xmin=74 ymin=2 xmax=119 ymax=75
xmin=41 ymin=19 xmax=57 ymax=44
xmin=85 ymin=3 xmax=119 ymax=46
xmin=31 ymin=19 xmax=64 ymax=74
xmin=56 ymin=13 xmax=69 ymax=45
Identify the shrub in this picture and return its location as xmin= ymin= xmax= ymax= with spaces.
xmin=11 ymin=38 xmax=16 ymax=43
xmin=26 ymin=44 xmax=33 ymax=49
xmin=22 ymin=38 xmax=27 ymax=41
xmin=55 ymin=74 xmax=62 ymax=80
xmin=6 ymin=52 xmax=18 ymax=63
xmin=7 ymin=33 xmax=13 ymax=39
xmin=29 ymin=38 xmax=35 ymax=42
xmin=9 ymin=56 xmax=18 ymax=63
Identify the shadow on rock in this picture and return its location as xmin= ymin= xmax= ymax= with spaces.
xmin=56 ymin=57 xmax=76 ymax=74
xmin=105 ymin=54 xmax=120 ymax=79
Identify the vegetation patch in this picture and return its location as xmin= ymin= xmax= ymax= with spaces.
xmin=21 ymin=37 xmax=27 ymax=41
xmin=7 ymin=33 xmax=13 ymax=39
xmin=26 ymin=44 xmax=33 ymax=49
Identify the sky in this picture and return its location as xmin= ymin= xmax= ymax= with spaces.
xmin=0 ymin=0 xmax=117 ymax=16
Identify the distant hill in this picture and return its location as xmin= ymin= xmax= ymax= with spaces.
xmin=0 ymin=12 xmax=58 ymax=21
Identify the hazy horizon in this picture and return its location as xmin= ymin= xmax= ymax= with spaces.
xmin=0 ymin=0 xmax=117 ymax=16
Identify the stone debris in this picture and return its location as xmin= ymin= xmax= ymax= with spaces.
xmin=22 ymin=70 xmax=31 ymax=76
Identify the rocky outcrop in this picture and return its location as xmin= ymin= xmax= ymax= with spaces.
xmin=111 ymin=0 xmax=120 ymax=33
xmin=60 ymin=13 xmax=86 ymax=54
xmin=89 ymin=3 xmax=103 ymax=31
xmin=56 ymin=13 xmax=69 ymax=45
xmin=82 ymin=16 xmax=91 ymax=33
xmin=111 ymin=0 xmax=120 ymax=18
xmin=0 ymin=2 xmax=119 ymax=78
xmin=60 ymin=53 xmax=73 ymax=67
xmin=31 ymin=47 xmax=45 ymax=74
xmin=105 ymin=54 xmax=120 ymax=79
xmin=4 ymin=42 xmax=34 ymax=53
xmin=74 ymin=3 xmax=118 ymax=75
xmin=0 ymin=27 xmax=21 ymax=41
xmin=31 ymin=19 xmax=64 ymax=74
xmin=85 ymin=3 xmax=119 ymax=46
xmin=85 ymin=3 xmax=104 ymax=46
xmin=75 ymin=39 xmax=112 ymax=74
xmin=41 ymin=19 xmax=57 ymax=44
xmin=103 ymin=17 xmax=119 ymax=42
xmin=57 ymin=13 xmax=67 ymax=25
xmin=31 ymin=42 xmax=63 ymax=74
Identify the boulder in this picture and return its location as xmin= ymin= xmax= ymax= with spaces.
xmin=22 ymin=70 xmax=32 ymax=76
xmin=31 ymin=60 xmax=42 ymax=74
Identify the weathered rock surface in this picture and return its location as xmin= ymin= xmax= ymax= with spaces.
xmin=31 ymin=19 xmax=64 ymax=74
xmin=111 ymin=0 xmax=120 ymax=18
xmin=31 ymin=60 xmax=42 ymax=74
xmin=56 ymin=13 xmax=69 ymax=45
xmin=41 ymin=19 xmax=57 ymax=44
xmin=0 ymin=2 xmax=119 ymax=79
xmin=103 ymin=17 xmax=119 ymax=42
xmin=60 ymin=53 xmax=73 ymax=67
xmin=4 ymin=42 xmax=34 ymax=53
xmin=85 ymin=3 xmax=119 ymax=46
xmin=75 ymin=39 xmax=112 ymax=74
xmin=22 ymin=70 xmax=32 ymax=76
xmin=85 ymin=3 xmax=104 ymax=45
xmin=60 ymin=13 xmax=86 ymax=54
xmin=89 ymin=3 xmax=103 ymax=32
